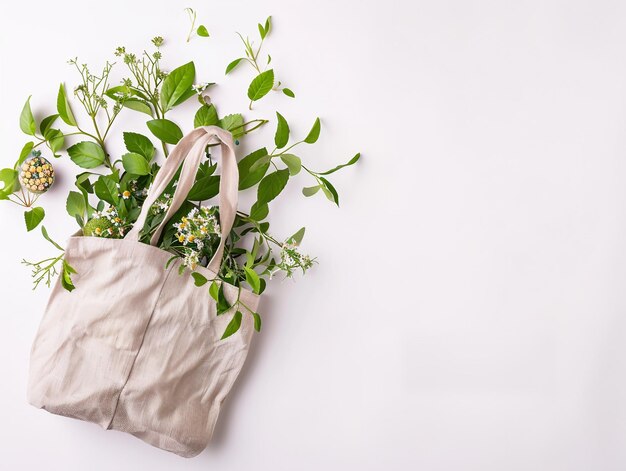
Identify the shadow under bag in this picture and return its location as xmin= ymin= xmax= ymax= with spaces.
xmin=27 ymin=126 xmax=260 ymax=457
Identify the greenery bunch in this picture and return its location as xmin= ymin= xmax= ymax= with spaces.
xmin=0 ymin=12 xmax=359 ymax=339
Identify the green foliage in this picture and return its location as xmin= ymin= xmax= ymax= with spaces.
xmin=274 ymin=112 xmax=289 ymax=149
xmin=248 ymin=69 xmax=274 ymax=104
xmin=244 ymin=266 xmax=261 ymax=294
xmin=66 ymin=191 xmax=86 ymax=222
xmin=24 ymin=207 xmax=45 ymax=231
xmin=304 ymin=117 xmax=321 ymax=144
xmin=257 ymin=169 xmax=289 ymax=205
xmin=122 ymin=153 xmax=151 ymax=175
xmin=67 ymin=142 xmax=106 ymax=169
xmin=197 ymin=25 xmax=210 ymax=38
xmin=57 ymin=84 xmax=77 ymax=126
xmin=0 ymin=168 xmax=19 ymax=200
xmin=221 ymin=310 xmax=243 ymax=339
xmin=160 ymin=61 xmax=196 ymax=111
xmin=192 ymin=272 xmax=209 ymax=286
xmin=216 ymin=283 xmax=231 ymax=314
xmin=61 ymin=260 xmax=77 ymax=292
xmin=238 ymin=148 xmax=270 ymax=190
xmin=280 ymin=154 xmax=301 ymax=175
xmin=225 ymin=58 xmax=244 ymax=75
xmin=19 ymin=96 xmax=36 ymax=136
xmin=318 ymin=153 xmax=361 ymax=175
xmin=147 ymin=119 xmax=183 ymax=144
xmin=94 ymin=175 xmax=119 ymax=205
xmin=194 ymin=104 xmax=219 ymax=127
xmin=5 ymin=16 xmax=361 ymax=340
xmin=123 ymin=132 xmax=155 ymax=160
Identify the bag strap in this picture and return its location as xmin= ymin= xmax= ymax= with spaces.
xmin=126 ymin=125 xmax=239 ymax=274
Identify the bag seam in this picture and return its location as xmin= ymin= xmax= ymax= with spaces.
xmin=106 ymin=262 xmax=177 ymax=430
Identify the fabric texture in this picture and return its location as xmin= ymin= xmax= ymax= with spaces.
xmin=27 ymin=126 xmax=260 ymax=458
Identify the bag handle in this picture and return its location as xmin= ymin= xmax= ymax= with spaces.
xmin=127 ymin=126 xmax=239 ymax=274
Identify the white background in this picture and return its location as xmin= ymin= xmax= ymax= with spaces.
xmin=2 ymin=0 xmax=626 ymax=469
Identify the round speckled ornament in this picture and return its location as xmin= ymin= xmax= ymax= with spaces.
xmin=19 ymin=152 xmax=54 ymax=194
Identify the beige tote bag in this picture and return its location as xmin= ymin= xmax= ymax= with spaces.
xmin=27 ymin=126 xmax=260 ymax=458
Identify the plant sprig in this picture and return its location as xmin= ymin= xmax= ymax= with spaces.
xmin=225 ymin=16 xmax=295 ymax=108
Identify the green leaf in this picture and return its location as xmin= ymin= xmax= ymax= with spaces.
xmin=67 ymin=141 xmax=106 ymax=169
xmin=253 ymin=312 xmax=262 ymax=332
xmin=122 ymin=152 xmax=151 ymax=176
xmin=66 ymin=191 xmax=86 ymax=220
xmin=24 ymin=207 xmax=45 ymax=231
xmin=282 ymin=88 xmax=295 ymax=98
xmin=244 ymin=266 xmax=261 ymax=294
xmin=57 ymin=83 xmax=77 ymax=126
xmin=45 ymin=129 xmax=65 ymax=155
xmin=320 ymin=177 xmax=339 ymax=205
xmin=247 ymin=69 xmax=274 ymax=102
xmin=249 ymin=155 xmax=272 ymax=173
xmin=123 ymin=132 xmax=155 ymax=160
xmin=187 ymin=175 xmax=220 ymax=201
xmin=20 ymin=96 xmax=36 ymax=136
xmin=160 ymin=61 xmax=196 ymax=111
xmin=288 ymin=227 xmax=306 ymax=245
xmin=280 ymin=154 xmax=301 ymax=175
xmin=221 ymin=311 xmax=243 ymax=339
xmin=194 ymin=104 xmax=219 ymax=127
xmin=105 ymin=84 xmax=132 ymax=100
xmin=216 ymin=283 xmax=231 ymax=314
xmin=318 ymin=153 xmax=361 ymax=175
xmin=209 ymin=281 xmax=219 ymax=301
xmin=175 ymin=86 xmax=198 ymax=106
xmin=304 ymin=117 xmax=321 ymax=144
xmin=197 ymin=25 xmax=209 ymax=37
xmin=219 ymin=114 xmax=243 ymax=132
xmin=41 ymin=226 xmax=64 ymax=251
xmin=274 ymin=112 xmax=290 ymax=149
xmin=264 ymin=16 xmax=272 ymax=36
xmin=94 ymin=175 xmax=119 ymax=205
xmin=302 ymin=185 xmax=321 ymax=197
xmin=146 ymin=119 xmax=183 ymax=145
xmin=40 ymin=114 xmax=59 ymax=135
xmin=74 ymin=173 xmax=94 ymax=218
xmin=123 ymin=99 xmax=153 ymax=116
xmin=0 ymin=168 xmax=19 ymax=200
xmin=192 ymin=272 xmax=208 ymax=286
xmin=250 ymin=201 xmax=269 ymax=221
xmin=257 ymin=169 xmax=289 ymax=205
xmin=16 ymin=142 xmax=34 ymax=167
xmin=238 ymin=148 xmax=270 ymax=190
xmin=225 ymin=58 xmax=244 ymax=75
xmin=61 ymin=260 xmax=76 ymax=292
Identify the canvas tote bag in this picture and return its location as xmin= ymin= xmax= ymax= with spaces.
xmin=27 ymin=126 xmax=260 ymax=458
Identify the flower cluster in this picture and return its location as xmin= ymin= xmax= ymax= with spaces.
xmin=19 ymin=152 xmax=54 ymax=194
xmin=174 ymin=206 xmax=221 ymax=269
xmin=150 ymin=193 xmax=172 ymax=215
xmin=83 ymin=206 xmax=130 ymax=238
xmin=274 ymin=242 xmax=315 ymax=278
